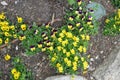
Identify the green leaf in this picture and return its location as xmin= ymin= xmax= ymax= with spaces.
xmin=67 ymin=0 xmax=76 ymax=5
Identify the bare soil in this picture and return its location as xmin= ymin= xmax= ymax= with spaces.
xmin=0 ymin=0 xmax=120 ymax=80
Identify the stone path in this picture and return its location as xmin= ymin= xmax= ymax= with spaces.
xmin=93 ymin=44 xmax=120 ymax=80
xmin=45 ymin=75 xmax=87 ymax=80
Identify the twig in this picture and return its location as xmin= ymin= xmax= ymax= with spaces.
xmin=0 ymin=39 xmax=19 ymax=49
xmin=48 ymin=13 xmax=62 ymax=25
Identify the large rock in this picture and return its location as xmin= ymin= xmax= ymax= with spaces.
xmin=93 ymin=46 xmax=120 ymax=80
xmin=45 ymin=75 xmax=87 ymax=80
xmin=86 ymin=2 xmax=106 ymax=20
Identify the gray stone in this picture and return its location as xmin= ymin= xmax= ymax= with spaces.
xmin=45 ymin=75 xmax=87 ymax=80
xmin=93 ymin=46 xmax=120 ymax=80
xmin=86 ymin=2 xmax=106 ymax=20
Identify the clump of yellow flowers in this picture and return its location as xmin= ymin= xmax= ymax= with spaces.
xmin=0 ymin=12 xmax=16 ymax=45
xmin=0 ymin=12 xmax=27 ymax=46
xmin=104 ymin=9 xmax=120 ymax=35
xmin=46 ymin=0 xmax=98 ymax=74
xmin=48 ymin=28 xmax=90 ymax=74
xmin=11 ymin=68 xmax=21 ymax=80
xmin=10 ymin=57 xmax=33 ymax=80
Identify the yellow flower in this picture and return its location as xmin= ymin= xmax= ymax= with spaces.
xmin=70 ymin=49 xmax=75 ymax=54
xmin=45 ymin=24 xmax=50 ymax=28
xmin=73 ymin=61 xmax=77 ymax=66
xmin=78 ymin=46 xmax=83 ymax=52
xmin=46 ymin=42 xmax=51 ymax=46
xmin=76 ymin=23 xmax=80 ymax=27
xmin=13 ymin=34 xmax=17 ymax=38
xmin=81 ymin=57 xmax=84 ymax=61
xmin=56 ymin=63 xmax=61 ymax=67
xmin=59 ymin=32 xmax=64 ymax=38
xmin=64 ymin=39 xmax=68 ymax=44
xmin=63 ymin=49 xmax=66 ymax=53
xmin=86 ymin=35 xmax=90 ymax=41
xmin=49 ymin=46 xmax=53 ymax=51
xmin=68 ymin=25 xmax=73 ymax=30
xmin=74 ymin=56 xmax=78 ymax=61
xmin=57 ymin=46 xmax=62 ymax=51
xmin=3 ymin=21 xmax=9 ymax=26
xmin=73 ymin=42 xmax=77 ymax=47
xmin=19 ymin=35 xmax=26 ymax=41
xmin=14 ymin=71 xmax=20 ymax=79
xmin=38 ymin=44 xmax=42 ymax=48
xmin=73 ymin=66 xmax=77 ymax=71
xmin=17 ymin=16 xmax=23 ymax=23
xmin=44 ymin=36 xmax=48 ymax=40
xmin=83 ymin=47 xmax=87 ymax=53
xmin=4 ymin=54 xmax=11 ymax=61
xmin=41 ymin=48 xmax=46 ymax=52
xmin=10 ymin=25 xmax=15 ymax=30
xmin=4 ymin=32 xmax=10 ymax=36
xmin=83 ymin=61 xmax=89 ymax=70
xmin=51 ymin=34 xmax=56 ymax=38
xmin=51 ymin=57 xmax=56 ymax=62
xmin=58 ymin=66 xmax=63 ymax=73
xmin=78 ymin=1 xmax=82 ymax=5
xmin=62 ymin=41 xmax=66 ymax=47
xmin=79 ymin=27 xmax=83 ymax=32
xmin=105 ymin=19 xmax=110 ymax=23
xmin=66 ymin=32 xmax=73 ymax=38
xmin=21 ymin=24 xmax=26 ymax=31
xmin=64 ymin=58 xmax=68 ymax=63
xmin=58 ymin=38 xmax=62 ymax=42
xmin=67 ymin=60 xmax=71 ymax=66
xmin=69 ymin=17 xmax=73 ymax=21
xmin=5 ymin=38 xmax=9 ymax=44
xmin=0 ymin=12 xmax=6 ymax=20
xmin=11 ymin=68 xmax=17 ymax=74
xmin=30 ymin=46 xmax=35 ymax=51
xmin=113 ymin=25 xmax=116 ymax=29
xmin=1 ymin=26 xmax=9 ymax=31
xmin=81 ymin=34 xmax=85 ymax=40
xmin=62 ymin=29 xmax=66 ymax=34
xmin=75 ymin=11 xmax=79 ymax=14
xmin=66 ymin=52 xmax=70 ymax=57
xmin=0 ymin=38 xmax=2 ymax=44
xmin=87 ymin=21 xmax=92 ymax=25
xmin=73 ymin=36 xmax=79 ymax=42
xmin=117 ymin=9 xmax=120 ymax=18
xmin=89 ymin=25 xmax=94 ymax=28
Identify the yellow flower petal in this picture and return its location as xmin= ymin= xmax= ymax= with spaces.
xmin=4 ymin=54 xmax=11 ymax=61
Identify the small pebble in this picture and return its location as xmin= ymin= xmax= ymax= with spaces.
xmin=15 ymin=1 xmax=18 ymax=4
xmin=15 ymin=46 xmax=18 ymax=50
xmin=90 ymin=62 xmax=92 ymax=65
xmin=1 ymin=1 xmax=8 ymax=6
xmin=100 ymin=51 xmax=104 ymax=54
xmin=95 ymin=55 xmax=99 ymax=59
xmin=114 ymin=42 xmax=117 ymax=44
xmin=88 ymin=66 xmax=95 ymax=71
xmin=90 ymin=76 xmax=94 ymax=80
xmin=90 ymin=58 xmax=94 ymax=61
xmin=37 ymin=63 xmax=40 ymax=66
xmin=103 ymin=56 xmax=106 ymax=58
